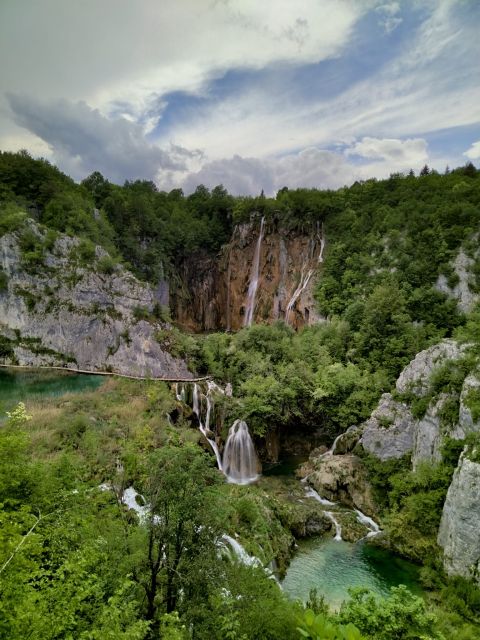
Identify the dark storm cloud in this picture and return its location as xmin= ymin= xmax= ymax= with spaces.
xmin=7 ymin=94 xmax=188 ymax=183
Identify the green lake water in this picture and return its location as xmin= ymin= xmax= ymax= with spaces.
xmin=0 ymin=368 xmax=104 ymax=413
xmin=282 ymin=537 xmax=421 ymax=609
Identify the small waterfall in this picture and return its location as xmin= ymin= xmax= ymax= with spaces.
xmin=194 ymin=382 xmax=223 ymax=471
xmin=305 ymin=486 xmax=336 ymax=506
xmin=223 ymin=419 xmax=259 ymax=485
xmin=221 ymin=534 xmax=261 ymax=567
xmin=328 ymin=432 xmax=344 ymax=456
xmin=354 ymin=509 xmax=381 ymax=538
xmin=325 ymin=511 xmax=342 ymax=541
xmin=285 ymin=267 xmax=314 ymax=326
xmin=193 ymin=383 xmax=200 ymax=417
xmin=244 ymin=216 xmax=265 ymax=327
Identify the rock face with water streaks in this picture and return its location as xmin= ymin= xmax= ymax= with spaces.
xmin=171 ymin=217 xmax=325 ymax=331
xmin=438 ymin=451 xmax=480 ymax=583
xmin=0 ymin=222 xmax=191 ymax=378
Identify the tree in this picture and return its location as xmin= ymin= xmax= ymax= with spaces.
xmin=134 ymin=445 xmax=223 ymax=629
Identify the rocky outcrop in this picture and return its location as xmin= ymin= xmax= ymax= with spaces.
xmin=411 ymin=394 xmax=451 ymax=470
xmin=0 ymin=223 xmax=191 ymax=379
xmin=171 ymin=217 xmax=326 ymax=332
xmin=360 ymin=393 xmax=415 ymax=460
xmin=395 ymin=339 xmax=464 ymax=396
xmin=438 ymin=450 xmax=480 ymax=583
xmin=456 ymin=373 xmax=480 ymax=437
xmin=436 ymin=249 xmax=480 ymax=313
xmin=359 ymin=341 xmax=468 ymax=465
xmin=305 ymin=452 xmax=377 ymax=516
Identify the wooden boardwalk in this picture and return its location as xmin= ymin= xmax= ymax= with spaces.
xmin=0 ymin=363 xmax=211 ymax=383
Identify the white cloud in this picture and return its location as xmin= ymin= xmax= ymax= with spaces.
xmin=346 ymin=137 xmax=428 ymax=164
xmin=180 ymin=140 xmax=431 ymax=196
xmin=0 ymin=0 xmax=366 ymax=113
xmin=464 ymin=141 xmax=480 ymax=160
xmin=375 ymin=2 xmax=402 ymax=33
xmin=6 ymin=95 xmax=190 ymax=182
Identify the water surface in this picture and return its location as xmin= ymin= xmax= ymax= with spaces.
xmin=282 ymin=537 xmax=420 ymax=609
xmin=0 ymin=368 xmax=104 ymax=413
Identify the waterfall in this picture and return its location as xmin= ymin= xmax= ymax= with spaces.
xmin=285 ymin=267 xmax=314 ymax=325
xmin=318 ymin=235 xmax=326 ymax=263
xmin=194 ymin=382 xmax=223 ymax=471
xmin=325 ymin=511 xmax=342 ymax=541
xmin=221 ymin=534 xmax=261 ymax=567
xmin=193 ymin=383 xmax=200 ymax=417
xmin=354 ymin=509 xmax=381 ymax=538
xmin=244 ymin=216 xmax=265 ymax=327
xmin=305 ymin=486 xmax=336 ymax=506
xmin=223 ymin=419 xmax=259 ymax=485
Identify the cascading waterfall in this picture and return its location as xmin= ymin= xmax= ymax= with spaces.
xmin=195 ymin=382 xmax=224 ymax=471
xmin=354 ymin=509 xmax=381 ymax=538
xmin=325 ymin=511 xmax=343 ymax=541
xmin=223 ymin=419 xmax=259 ymax=485
xmin=244 ymin=216 xmax=265 ymax=327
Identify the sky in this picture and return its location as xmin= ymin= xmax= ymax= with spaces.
xmin=0 ymin=0 xmax=479 ymax=195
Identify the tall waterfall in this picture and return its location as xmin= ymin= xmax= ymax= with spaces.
xmin=223 ymin=419 xmax=259 ymax=485
xmin=244 ymin=216 xmax=265 ymax=327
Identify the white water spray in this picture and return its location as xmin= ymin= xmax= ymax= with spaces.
xmin=244 ymin=217 xmax=265 ymax=327
xmin=223 ymin=419 xmax=259 ymax=485
xmin=304 ymin=486 xmax=336 ymax=506
xmin=221 ymin=534 xmax=261 ymax=567
xmin=325 ymin=511 xmax=342 ymax=541
xmin=354 ymin=509 xmax=381 ymax=538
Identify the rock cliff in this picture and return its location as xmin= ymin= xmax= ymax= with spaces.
xmin=171 ymin=217 xmax=325 ymax=332
xmin=438 ymin=450 xmax=480 ymax=583
xmin=0 ymin=222 xmax=191 ymax=379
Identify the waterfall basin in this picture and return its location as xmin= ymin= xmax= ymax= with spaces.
xmin=282 ymin=537 xmax=420 ymax=610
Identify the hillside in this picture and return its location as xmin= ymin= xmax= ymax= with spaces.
xmin=1 ymin=152 xmax=480 ymax=639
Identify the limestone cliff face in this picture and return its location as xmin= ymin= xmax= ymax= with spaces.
xmin=171 ymin=218 xmax=325 ymax=332
xmin=435 ymin=248 xmax=480 ymax=313
xmin=360 ymin=340 xmax=467 ymax=465
xmin=438 ymin=450 xmax=480 ymax=583
xmin=0 ymin=223 xmax=191 ymax=379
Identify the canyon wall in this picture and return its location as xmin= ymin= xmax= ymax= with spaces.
xmin=171 ymin=217 xmax=326 ymax=332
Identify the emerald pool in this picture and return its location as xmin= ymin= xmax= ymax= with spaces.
xmin=282 ymin=537 xmax=420 ymax=609
xmin=0 ymin=368 xmax=104 ymax=413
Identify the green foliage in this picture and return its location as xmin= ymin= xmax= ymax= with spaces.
xmin=97 ymin=254 xmax=118 ymax=274
xmin=0 ymin=201 xmax=27 ymax=235
xmin=297 ymin=609 xmax=364 ymax=640
xmin=338 ymin=586 xmax=443 ymax=639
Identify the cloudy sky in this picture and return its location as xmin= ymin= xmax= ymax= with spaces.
xmin=1 ymin=0 xmax=479 ymax=195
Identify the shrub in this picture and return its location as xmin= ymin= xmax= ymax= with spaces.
xmin=97 ymin=254 xmax=117 ymax=274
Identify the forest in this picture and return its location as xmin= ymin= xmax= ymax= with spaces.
xmin=1 ymin=150 xmax=480 ymax=639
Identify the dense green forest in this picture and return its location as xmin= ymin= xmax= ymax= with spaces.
xmin=1 ymin=150 xmax=480 ymax=638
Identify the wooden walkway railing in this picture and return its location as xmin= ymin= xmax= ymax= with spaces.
xmin=0 ymin=363 xmax=211 ymax=382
